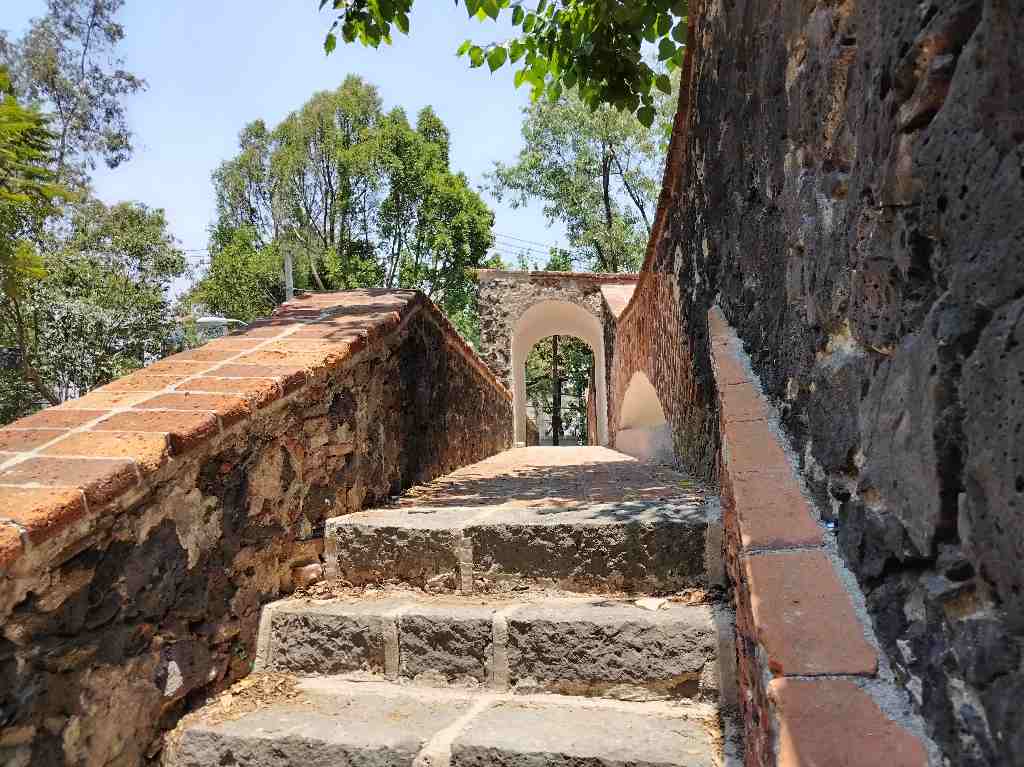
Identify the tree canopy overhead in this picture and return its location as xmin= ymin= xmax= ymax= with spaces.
xmin=0 ymin=0 xmax=146 ymax=186
xmin=319 ymin=0 xmax=688 ymax=126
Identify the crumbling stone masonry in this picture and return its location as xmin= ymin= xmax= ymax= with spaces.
xmin=626 ymin=0 xmax=1023 ymax=764
xmin=0 ymin=290 xmax=512 ymax=766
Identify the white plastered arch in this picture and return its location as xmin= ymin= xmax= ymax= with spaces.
xmin=615 ymin=370 xmax=673 ymax=463
xmin=511 ymin=300 xmax=608 ymax=446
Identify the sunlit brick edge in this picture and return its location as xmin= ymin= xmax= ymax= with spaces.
xmin=0 ymin=290 xmax=512 ymax=571
xmin=709 ymin=306 xmax=929 ymax=767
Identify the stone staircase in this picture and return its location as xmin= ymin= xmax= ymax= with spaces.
xmin=165 ymin=447 xmax=738 ymax=767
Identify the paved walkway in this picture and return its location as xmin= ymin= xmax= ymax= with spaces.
xmin=399 ymin=446 xmax=706 ymax=510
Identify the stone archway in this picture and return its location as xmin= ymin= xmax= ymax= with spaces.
xmin=475 ymin=269 xmax=638 ymax=447
xmin=510 ymin=300 xmax=608 ymax=446
xmin=615 ymin=370 xmax=673 ymax=462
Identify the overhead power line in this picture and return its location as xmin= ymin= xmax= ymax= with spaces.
xmin=494 ymin=231 xmax=571 ymax=251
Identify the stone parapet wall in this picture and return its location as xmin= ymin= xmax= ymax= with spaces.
xmin=633 ymin=0 xmax=1023 ymax=762
xmin=0 ymin=290 xmax=512 ymax=766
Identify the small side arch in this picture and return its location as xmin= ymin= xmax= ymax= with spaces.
xmin=615 ymin=370 xmax=673 ymax=463
xmin=510 ymin=300 xmax=608 ymax=446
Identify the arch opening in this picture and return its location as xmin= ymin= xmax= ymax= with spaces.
xmin=510 ymin=300 xmax=608 ymax=446
xmin=524 ymin=334 xmax=595 ymax=445
xmin=615 ymin=371 xmax=673 ymax=463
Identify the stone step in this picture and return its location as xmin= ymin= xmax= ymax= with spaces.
xmin=325 ymin=497 xmax=720 ymax=594
xmin=167 ymin=676 xmax=722 ymax=767
xmin=255 ymin=594 xmax=724 ymax=701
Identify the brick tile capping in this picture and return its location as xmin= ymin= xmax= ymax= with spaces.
xmin=0 ymin=289 xmax=513 ymax=765
xmin=707 ymin=307 xmax=931 ymax=767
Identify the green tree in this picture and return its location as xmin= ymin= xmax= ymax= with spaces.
xmin=1 ymin=200 xmax=186 ymax=418
xmin=199 ymin=77 xmax=497 ymax=327
xmin=0 ymin=2 xmax=173 ymax=423
xmin=0 ymin=65 xmax=67 ymax=408
xmin=490 ymin=87 xmax=669 ymax=273
xmin=319 ymin=0 xmax=688 ymax=126
xmin=0 ymin=0 xmax=146 ymax=186
xmin=187 ymin=225 xmax=285 ymax=323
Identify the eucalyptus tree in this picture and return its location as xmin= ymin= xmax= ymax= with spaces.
xmin=202 ymin=77 xmax=495 ymax=328
xmin=490 ymin=87 xmax=670 ymax=273
xmin=0 ymin=0 xmax=146 ymax=186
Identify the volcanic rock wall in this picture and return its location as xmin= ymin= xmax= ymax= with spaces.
xmin=662 ymin=0 xmax=1023 ymax=764
xmin=0 ymin=291 xmax=512 ymax=766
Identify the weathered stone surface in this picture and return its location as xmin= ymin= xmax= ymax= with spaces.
xmin=167 ymin=678 xmax=721 ymax=767
xmin=628 ymin=0 xmax=1023 ymax=761
xmin=470 ymin=503 xmax=708 ymax=592
xmin=450 ymin=699 xmax=718 ymax=767
xmin=255 ymin=592 xmax=722 ymax=699
xmin=326 ymin=514 xmax=463 ymax=588
xmin=170 ymin=682 xmax=473 ymax=767
xmin=400 ymin=605 xmax=493 ymax=684
xmin=325 ymin=497 xmax=710 ymax=594
xmin=506 ymin=602 xmax=716 ymax=697
xmin=268 ymin=602 xmax=391 ymax=675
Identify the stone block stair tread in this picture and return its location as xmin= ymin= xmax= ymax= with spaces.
xmin=261 ymin=595 xmax=718 ymax=695
xmin=170 ymin=677 xmax=720 ymax=767
xmin=326 ymin=497 xmax=712 ymax=592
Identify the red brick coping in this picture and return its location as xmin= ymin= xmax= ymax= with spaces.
xmin=709 ymin=307 xmax=929 ymax=766
xmin=0 ymin=290 xmax=510 ymax=570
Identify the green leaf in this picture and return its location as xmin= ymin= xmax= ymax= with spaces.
xmin=512 ymin=5 xmax=524 ymax=24
xmin=324 ymin=32 xmax=337 ymax=54
xmin=481 ymin=0 xmax=500 ymax=20
xmin=469 ymin=45 xmax=485 ymax=67
xmin=672 ymin=19 xmax=688 ymax=44
xmin=395 ymin=12 xmax=410 ymax=34
xmin=637 ymin=105 xmax=655 ymax=127
xmin=509 ymin=39 xmax=526 ymax=62
xmin=457 ymin=39 xmax=473 ymax=56
xmin=487 ymin=45 xmax=508 ymax=71
xmin=523 ymin=12 xmax=536 ymax=32
xmin=658 ymin=37 xmax=676 ymax=61
xmin=655 ymin=74 xmax=672 ymax=94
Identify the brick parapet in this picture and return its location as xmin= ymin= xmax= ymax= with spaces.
xmin=0 ymin=290 xmax=511 ymax=572
xmin=0 ymin=289 xmax=513 ymax=765
xmin=709 ymin=306 xmax=932 ymax=767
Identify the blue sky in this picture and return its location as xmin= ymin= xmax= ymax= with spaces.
xmin=1 ymin=1 xmax=568 ymax=293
